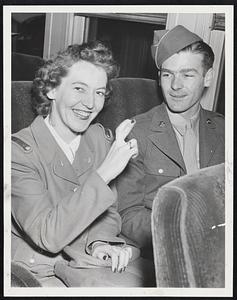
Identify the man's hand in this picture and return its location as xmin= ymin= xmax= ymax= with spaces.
xmin=91 ymin=243 xmax=132 ymax=273
xmin=97 ymin=119 xmax=138 ymax=184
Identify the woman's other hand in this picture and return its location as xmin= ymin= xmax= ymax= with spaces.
xmin=91 ymin=243 xmax=132 ymax=273
xmin=97 ymin=119 xmax=138 ymax=184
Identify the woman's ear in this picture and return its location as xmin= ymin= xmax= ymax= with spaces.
xmin=204 ymin=68 xmax=214 ymax=87
xmin=46 ymin=88 xmax=56 ymax=100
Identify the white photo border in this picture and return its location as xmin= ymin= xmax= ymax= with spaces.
xmin=4 ymin=4 xmax=234 ymax=297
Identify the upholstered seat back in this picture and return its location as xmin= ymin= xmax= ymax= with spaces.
xmin=12 ymin=52 xmax=44 ymax=81
xmin=95 ymin=78 xmax=163 ymax=132
xmin=11 ymin=81 xmax=37 ymax=133
xmin=151 ymin=163 xmax=225 ymax=287
xmin=11 ymin=262 xmax=42 ymax=287
xmin=11 ymin=78 xmax=163 ymax=134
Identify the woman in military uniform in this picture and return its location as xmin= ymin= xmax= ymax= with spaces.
xmin=11 ymin=41 xmax=152 ymax=287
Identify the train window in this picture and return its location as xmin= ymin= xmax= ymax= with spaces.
xmin=11 ymin=13 xmax=46 ymax=81
xmin=85 ymin=15 xmax=166 ymax=80
xmin=12 ymin=13 xmax=46 ymax=57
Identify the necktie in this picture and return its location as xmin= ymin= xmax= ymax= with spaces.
xmin=183 ymin=120 xmax=199 ymax=174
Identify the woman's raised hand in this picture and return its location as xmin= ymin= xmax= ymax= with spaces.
xmin=97 ymin=119 xmax=138 ymax=184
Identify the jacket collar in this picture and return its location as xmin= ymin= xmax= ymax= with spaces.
xmin=199 ymin=108 xmax=220 ymax=168
xmin=148 ymin=103 xmax=222 ymax=171
xmin=30 ymin=116 xmax=60 ymax=163
xmin=30 ymin=116 xmax=94 ymax=184
xmin=148 ymin=103 xmax=186 ymax=172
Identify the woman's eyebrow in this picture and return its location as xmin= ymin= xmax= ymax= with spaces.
xmin=72 ymin=81 xmax=106 ymax=90
xmin=72 ymin=81 xmax=88 ymax=86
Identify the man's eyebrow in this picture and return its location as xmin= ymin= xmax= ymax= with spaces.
xmin=179 ymin=68 xmax=199 ymax=73
xmin=160 ymin=68 xmax=173 ymax=73
xmin=160 ymin=68 xmax=198 ymax=74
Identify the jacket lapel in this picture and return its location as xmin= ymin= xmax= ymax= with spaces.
xmin=72 ymin=134 xmax=94 ymax=179
xmin=199 ymin=108 xmax=220 ymax=168
xmin=53 ymin=151 xmax=79 ymax=184
xmin=148 ymin=103 xmax=186 ymax=172
xmin=53 ymin=134 xmax=95 ymax=184
xmin=30 ymin=116 xmax=79 ymax=185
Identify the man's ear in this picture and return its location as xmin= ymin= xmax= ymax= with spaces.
xmin=46 ymin=88 xmax=56 ymax=100
xmin=158 ymin=70 xmax=161 ymax=86
xmin=204 ymin=68 xmax=214 ymax=87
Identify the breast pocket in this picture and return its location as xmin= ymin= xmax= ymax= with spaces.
xmin=143 ymin=149 xmax=182 ymax=208
xmin=144 ymin=148 xmax=181 ymax=178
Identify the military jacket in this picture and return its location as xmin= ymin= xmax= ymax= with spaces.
xmin=116 ymin=102 xmax=225 ymax=249
xmin=11 ymin=116 xmax=124 ymax=277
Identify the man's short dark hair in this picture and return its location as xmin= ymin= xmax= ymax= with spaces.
xmin=179 ymin=41 xmax=215 ymax=74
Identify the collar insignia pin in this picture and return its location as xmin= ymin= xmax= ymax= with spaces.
xmin=159 ymin=121 xmax=165 ymax=127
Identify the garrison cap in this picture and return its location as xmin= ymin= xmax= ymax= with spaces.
xmin=151 ymin=25 xmax=203 ymax=69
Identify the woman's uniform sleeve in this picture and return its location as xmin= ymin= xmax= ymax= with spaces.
xmin=85 ymin=125 xmax=125 ymax=250
xmin=86 ymin=183 xmax=125 ymax=251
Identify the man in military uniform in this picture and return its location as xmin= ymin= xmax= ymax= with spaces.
xmin=116 ymin=25 xmax=225 ymax=258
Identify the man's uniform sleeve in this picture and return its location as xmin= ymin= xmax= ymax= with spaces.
xmin=116 ymin=130 xmax=153 ymax=249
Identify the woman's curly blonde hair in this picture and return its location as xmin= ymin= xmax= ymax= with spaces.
xmin=32 ymin=41 xmax=119 ymax=116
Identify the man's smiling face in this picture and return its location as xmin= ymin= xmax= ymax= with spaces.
xmin=160 ymin=51 xmax=212 ymax=119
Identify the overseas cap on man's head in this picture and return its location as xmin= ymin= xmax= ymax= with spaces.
xmin=151 ymin=25 xmax=203 ymax=69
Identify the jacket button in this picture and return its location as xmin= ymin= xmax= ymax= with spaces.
xmin=29 ymin=258 xmax=35 ymax=264
xmin=73 ymin=187 xmax=78 ymax=192
xmin=158 ymin=168 xmax=164 ymax=174
xmin=159 ymin=121 xmax=165 ymax=127
xmin=206 ymin=119 xmax=212 ymax=124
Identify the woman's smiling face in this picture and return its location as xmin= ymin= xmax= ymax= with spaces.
xmin=47 ymin=60 xmax=107 ymax=142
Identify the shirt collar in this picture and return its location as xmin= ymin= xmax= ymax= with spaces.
xmin=166 ymin=105 xmax=200 ymax=136
xmin=44 ymin=115 xmax=81 ymax=163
